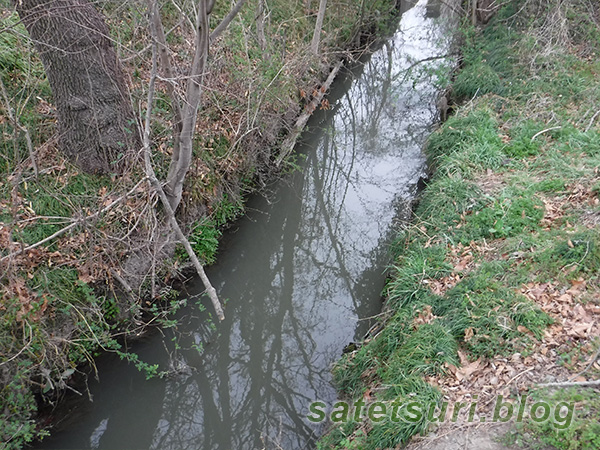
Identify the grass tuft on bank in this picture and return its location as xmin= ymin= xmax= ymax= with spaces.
xmin=318 ymin=1 xmax=600 ymax=448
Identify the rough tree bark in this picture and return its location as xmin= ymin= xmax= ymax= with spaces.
xmin=14 ymin=0 xmax=140 ymax=174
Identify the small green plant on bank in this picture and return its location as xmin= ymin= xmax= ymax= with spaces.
xmin=175 ymin=194 xmax=244 ymax=264
xmin=318 ymin=0 xmax=600 ymax=448
xmin=177 ymin=219 xmax=222 ymax=265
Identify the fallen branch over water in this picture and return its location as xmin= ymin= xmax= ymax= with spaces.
xmin=275 ymin=60 xmax=343 ymax=167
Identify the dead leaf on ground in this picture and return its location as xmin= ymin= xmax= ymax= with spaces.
xmin=447 ymin=351 xmax=484 ymax=381
xmin=413 ymin=305 xmax=436 ymax=328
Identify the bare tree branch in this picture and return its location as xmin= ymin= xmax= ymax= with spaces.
xmin=143 ymin=21 xmax=224 ymax=321
xmin=210 ymin=0 xmax=249 ymax=41
xmin=311 ymin=0 xmax=327 ymax=54
xmin=255 ymin=0 xmax=267 ymax=51
xmin=164 ymin=0 xmax=211 ymax=211
xmin=148 ymin=0 xmax=183 ymax=165
xmin=538 ymin=380 xmax=600 ymax=388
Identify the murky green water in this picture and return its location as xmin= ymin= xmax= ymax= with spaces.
xmin=37 ymin=1 xmax=455 ymax=448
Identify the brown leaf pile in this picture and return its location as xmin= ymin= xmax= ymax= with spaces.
xmin=522 ymin=280 xmax=600 ymax=342
xmin=421 ymin=279 xmax=600 ymax=423
xmin=3 ymin=278 xmax=49 ymax=323
xmin=415 ymin=182 xmax=600 ymax=429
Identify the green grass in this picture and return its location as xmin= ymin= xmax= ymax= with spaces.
xmin=438 ymin=264 xmax=552 ymax=357
xmin=425 ymin=109 xmax=501 ymax=162
xmin=541 ymin=232 xmax=600 ymax=275
xmin=318 ymin=378 xmax=442 ymax=450
xmin=466 ymin=193 xmax=545 ymax=240
xmin=508 ymin=387 xmax=600 ymax=450
xmin=0 ymin=0 xmax=404 ymax=447
xmin=320 ymin=1 xmax=600 ymax=448
xmin=453 ymin=60 xmax=504 ymax=100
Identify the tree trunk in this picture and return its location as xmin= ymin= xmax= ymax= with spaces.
xmin=310 ymin=0 xmax=327 ymax=54
xmin=164 ymin=0 xmax=211 ymax=211
xmin=256 ymin=0 xmax=267 ymax=52
xmin=14 ymin=0 xmax=140 ymax=174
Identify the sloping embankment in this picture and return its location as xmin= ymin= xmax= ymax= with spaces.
xmin=0 ymin=1 xmax=404 ymax=447
xmin=318 ymin=1 xmax=600 ymax=449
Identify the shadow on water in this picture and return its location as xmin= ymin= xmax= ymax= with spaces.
xmin=36 ymin=1 xmax=457 ymax=448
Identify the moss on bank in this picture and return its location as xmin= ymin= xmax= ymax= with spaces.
xmin=0 ymin=0 xmax=402 ymax=447
xmin=318 ymin=1 xmax=600 ymax=449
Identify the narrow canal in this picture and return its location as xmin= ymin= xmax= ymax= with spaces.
xmin=38 ymin=1 xmax=456 ymax=448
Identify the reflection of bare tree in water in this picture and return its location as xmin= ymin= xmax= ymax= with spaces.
xmin=148 ymin=171 xmax=327 ymax=449
xmin=145 ymin=10 xmax=452 ymax=448
xmin=36 ymin=3 xmax=457 ymax=449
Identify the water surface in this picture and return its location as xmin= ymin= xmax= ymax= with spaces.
xmin=38 ymin=2 xmax=455 ymax=448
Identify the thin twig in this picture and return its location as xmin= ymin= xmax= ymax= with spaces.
xmin=568 ymin=345 xmax=600 ymax=383
xmin=0 ymin=322 xmax=33 ymax=367
xmin=0 ymin=177 xmax=148 ymax=262
xmin=585 ymin=109 xmax=600 ymax=133
xmin=531 ymin=126 xmax=561 ymax=141
xmin=538 ymin=380 xmax=600 ymax=388
xmin=0 ymin=75 xmax=38 ymax=176
xmin=506 ymin=366 xmax=535 ymax=387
